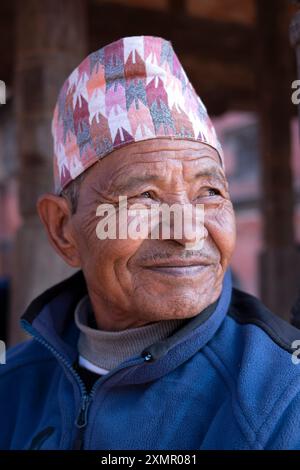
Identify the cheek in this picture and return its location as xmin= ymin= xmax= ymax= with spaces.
xmin=205 ymin=201 xmax=236 ymax=265
xmin=94 ymin=211 xmax=148 ymax=268
xmin=77 ymin=217 xmax=145 ymax=285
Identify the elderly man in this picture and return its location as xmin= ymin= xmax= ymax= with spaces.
xmin=1 ymin=36 xmax=300 ymax=451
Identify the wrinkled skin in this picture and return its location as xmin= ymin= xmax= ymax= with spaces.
xmin=38 ymin=138 xmax=236 ymax=331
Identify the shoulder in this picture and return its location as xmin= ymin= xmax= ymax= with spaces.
xmin=229 ymin=288 xmax=300 ymax=353
xmin=0 ymin=339 xmax=58 ymax=419
xmin=204 ymin=288 xmax=300 ymax=449
xmin=209 ymin=287 xmax=300 ymax=362
xmin=0 ymin=338 xmax=56 ymax=382
xmin=0 ymin=339 xmax=60 ymax=450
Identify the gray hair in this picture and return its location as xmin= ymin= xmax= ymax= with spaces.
xmin=60 ymin=172 xmax=87 ymax=215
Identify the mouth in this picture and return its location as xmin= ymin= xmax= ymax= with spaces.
xmin=143 ymin=259 xmax=211 ymax=277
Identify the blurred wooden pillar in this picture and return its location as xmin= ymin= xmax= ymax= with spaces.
xmin=290 ymin=9 xmax=300 ymax=138
xmin=10 ymin=0 xmax=87 ymax=345
xmin=256 ymin=0 xmax=300 ymax=320
xmin=290 ymin=7 xmax=300 ymax=326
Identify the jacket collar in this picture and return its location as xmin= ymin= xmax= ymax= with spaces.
xmin=21 ymin=269 xmax=232 ymax=384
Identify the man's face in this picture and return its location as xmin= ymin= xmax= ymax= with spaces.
xmin=64 ymin=138 xmax=236 ymax=331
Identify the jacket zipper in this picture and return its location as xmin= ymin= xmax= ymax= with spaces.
xmin=21 ymin=320 xmax=148 ymax=449
xmin=73 ymin=351 xmax=148 ymax=449
xmin=74 ymin=393 xmax=92 ymax=449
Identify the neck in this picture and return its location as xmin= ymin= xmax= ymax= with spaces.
xmin=75 ymin=295 xmax=187 ymax=371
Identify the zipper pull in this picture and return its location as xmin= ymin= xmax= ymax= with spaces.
xmin=142 ymin=351 xmax=153 ymax=362
xmin=76 ymin=394 xmax=91 ymax=429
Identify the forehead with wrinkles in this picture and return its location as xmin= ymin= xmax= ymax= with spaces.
xmin=78 ymin=138 xmax=225 ymax=199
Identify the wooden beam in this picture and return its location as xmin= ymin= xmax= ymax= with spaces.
xmin=0 ymin=0 xmax=297 ymax=115
xmin=181 ymin=54 xmax=256 ymax=114
xmin=88 ymin=1 xmax=255 ymax=66
xmin=168 ymin=0 xmax=186 ymax=15
xmin=88 ymin=1 xmax=257 ymax=113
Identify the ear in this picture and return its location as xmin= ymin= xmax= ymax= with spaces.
xmin=37 ymin=193 xmax=81 ymax=268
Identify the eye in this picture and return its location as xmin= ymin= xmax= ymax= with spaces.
xmin=207 ymin=188 xmax=221 ymax=197
xmin=140 ymin=191 xmax=152 ymax=198
xmin=195 ymin=188 xmax=222 ymax=201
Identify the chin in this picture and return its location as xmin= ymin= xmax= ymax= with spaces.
xmin=135 ymin=289 xmax=217 ymax=323
xmin=132 ymin=266 xmax=223 ymax=321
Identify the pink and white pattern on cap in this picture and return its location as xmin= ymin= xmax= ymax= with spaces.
xmin=52 ymin=35 xmax=224 ymax=194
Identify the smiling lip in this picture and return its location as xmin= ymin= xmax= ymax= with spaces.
xmin=144 ymin=259 xmax=210 ymax=277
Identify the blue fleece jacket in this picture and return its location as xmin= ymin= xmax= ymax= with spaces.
xmin=1 ymin=270 xmax=300 ymax=450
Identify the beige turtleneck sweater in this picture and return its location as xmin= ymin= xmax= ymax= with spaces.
xmin=74 ymin=295 xmax=186 ymax=373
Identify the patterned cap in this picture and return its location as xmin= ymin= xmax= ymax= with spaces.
xmin=52 ymin=36 xmax=224 ymax=193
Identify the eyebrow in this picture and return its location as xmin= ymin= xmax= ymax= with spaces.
xmin=193 ymin=168 xmax=226 ymax=185
xmin=110 ymin=174 xmax=162 ymax=195
xmin=110 ymin=166 xmax=226 ymax=195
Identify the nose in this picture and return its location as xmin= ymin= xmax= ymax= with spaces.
xmin=160 ymin=203 xmax=208 ymax=250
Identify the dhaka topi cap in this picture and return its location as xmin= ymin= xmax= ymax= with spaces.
xmin=52 ymin=35 xmax=224 ymax=194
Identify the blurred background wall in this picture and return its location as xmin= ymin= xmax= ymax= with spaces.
xmin=0 ymin=0 xmax=300 ymax=345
